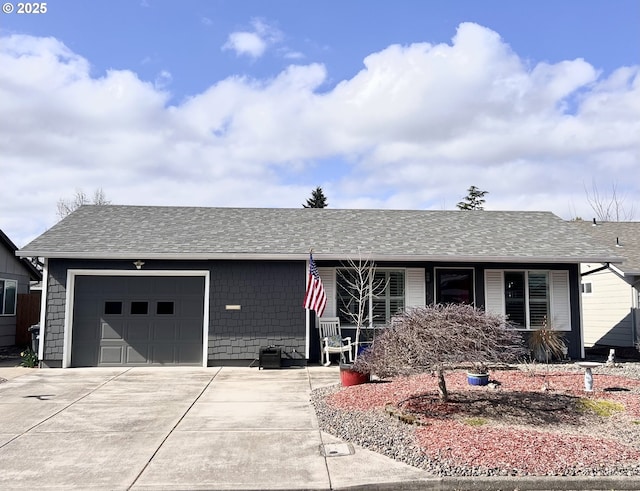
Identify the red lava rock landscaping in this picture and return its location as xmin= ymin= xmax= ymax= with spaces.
xmin=314 ymin=366 xmax=640 ymax=477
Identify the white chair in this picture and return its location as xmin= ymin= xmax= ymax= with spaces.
xmin=318 ymin=317 xmax=353 ymax=367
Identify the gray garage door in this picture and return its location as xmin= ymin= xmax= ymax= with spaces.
xmin=71 ymin=276 xmax=205 ymax=367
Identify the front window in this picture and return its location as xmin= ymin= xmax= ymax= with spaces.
xmin=436 ymin=268 xmax=475 ymax=304
xmin=0 ymin=279 xmax=17 ymax=316
xmin=337 ymin=269 xmax=405 ymax=326
xmin=504 ymin=271 xmax=549 ymax=329
xmin=372 ymin=271 xmax=405 ymax=323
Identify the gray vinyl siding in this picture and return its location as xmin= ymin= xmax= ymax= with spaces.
xmin=207 ymin=261 xmax=305 ymax=363
xmin=581 ymin=264 xmax=635 ymax=347
xmin=42 ymin=259 xmax=306 ymax=366
xmin=0 ymin=243 xmax=33 ymax=346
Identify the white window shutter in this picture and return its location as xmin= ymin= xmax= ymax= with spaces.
xmin=318 ymin=268 xmax=336 ymax=317
xmin=484 ymin=270 xmax=505 ymax=315
xmin=550 ymin=271 xmax=571 ymax=331
xmin=405 ymin=268 xmax=426 ymax=308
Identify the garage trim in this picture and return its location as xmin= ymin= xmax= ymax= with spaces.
xmin=62 ymin=269 xmax=210 ymax=368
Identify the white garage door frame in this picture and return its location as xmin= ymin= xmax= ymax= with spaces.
xmin=62 ymin=269 xmax=210 ymax=368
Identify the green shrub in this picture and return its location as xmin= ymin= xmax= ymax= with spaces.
xmin=20 ymin=348 xmax=38 ymax=368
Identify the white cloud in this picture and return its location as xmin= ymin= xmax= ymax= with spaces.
xmin=222 ymin=31 xmax=266 ymax=59
xmin=154 ymin=70 xmax=172 ymax=89
xmin=222 ymin=18 xmax=283 ymax=59
xmin=1 ymin=23 xmax=639 ymax=247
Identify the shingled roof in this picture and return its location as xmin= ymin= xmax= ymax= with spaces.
xmin=18 ymin=205 xmax=621 ymax=263
xmin=574 ymin=220 xmax=640 ymax=275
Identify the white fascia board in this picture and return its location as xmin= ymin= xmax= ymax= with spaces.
xmin=17 ymin=250 xmax=624 ymax=264
xmin=609 ymin=263 xmax=640 ymax=277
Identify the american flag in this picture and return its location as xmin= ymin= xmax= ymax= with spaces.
xmin=303 ymin=253 xmax=326 ymax=317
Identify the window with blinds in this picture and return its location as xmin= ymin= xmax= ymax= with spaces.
xmin=528 ymin=272 xmax=549 ymax=328
xmin=486 ymin=270 xmax=569 ymax=331
xmin=372 ymin=270 xmax=405 ymax=324
xmin=336 ymin=269 xmax=405 ymax=326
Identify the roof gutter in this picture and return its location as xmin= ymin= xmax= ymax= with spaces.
xmin=16 ymin=250 xmax=623 ymax=264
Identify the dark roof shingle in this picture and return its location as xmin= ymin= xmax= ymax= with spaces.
xmin=18 ymin=205 xmax=621 ymax=263
xmin=574 ymin=220 xmax=640 ymax=274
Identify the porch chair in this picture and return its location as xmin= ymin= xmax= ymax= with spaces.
xmin=318 ymin=317 xmax=353 ymax=367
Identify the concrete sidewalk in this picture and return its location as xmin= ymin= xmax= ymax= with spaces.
xmin=2 ymin=365 xmax=639 ymax=491
xmin=0 ymin=365 xmax=434 ymax=490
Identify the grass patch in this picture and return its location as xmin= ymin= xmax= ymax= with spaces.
xmin=462 ymin=417 xmax=488 ymax=427
xmin=577 ymin=398 xmax=624 ymax=417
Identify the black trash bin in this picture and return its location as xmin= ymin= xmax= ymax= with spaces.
xmin=28 ymin=324 xmax=40 ymax=354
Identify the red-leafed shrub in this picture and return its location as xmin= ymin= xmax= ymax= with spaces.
xmin=354 ymin=303 xmax=527 ymax=401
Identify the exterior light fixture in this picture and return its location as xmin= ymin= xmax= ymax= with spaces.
xmin=133 ymin=260 xmax=145 ymax=270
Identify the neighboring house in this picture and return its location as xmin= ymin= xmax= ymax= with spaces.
xmin=576 ymin=221 xmax=640 ymax=349
xmin=16 ymin=205 xmax=620 ymax=368
xmin=0 ymin=229 xmax=42 ymax=346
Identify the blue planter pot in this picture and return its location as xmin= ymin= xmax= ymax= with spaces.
xmin=467 ymin=372 xmax=489 ymax=386
xmin=356 ymin=342 xmax=372 ymax=357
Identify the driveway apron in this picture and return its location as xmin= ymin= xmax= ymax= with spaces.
xmin=0 ymin=366 xmax=432 ymax=490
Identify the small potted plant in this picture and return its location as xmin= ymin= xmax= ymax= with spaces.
xmin=466 ymin=362 xmax=489 ymax=386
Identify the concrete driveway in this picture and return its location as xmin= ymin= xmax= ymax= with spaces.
xmin=0 ymin=366 xmax=433 ymax=490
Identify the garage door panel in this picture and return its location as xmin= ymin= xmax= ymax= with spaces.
xmin=101 ymin=322 xmax=124 ymax=340
xmin=152 ymin=345 xmax=177 ymax=364
xmin=100 ymin=346 xmax=124 ymax=364
xmin=125 ymin=345 xmax=149 ymax=364
xmin=94 ymin=277 xmax=126 ymax=295
xmin=177 ymin=344 xmax=202 ymax=364
xmin=152 ymin=281 xmax=179 ymax=295
xmin=74 ymin=298 xmax=100 ymax=317
xmin=71 ymin=275 xmax=205 ymax=367
xmin=178 ymin=324 xmax=202 ymax=341
xmin=153 ymin=320 xmax=177 ymax=341
xmin=73 ymin=319 xmax=99 ymax=342
xmin=127 ymin=321 xmax=151 ymax=341
xmin=177 ymin=298 xmax=204 ymax=315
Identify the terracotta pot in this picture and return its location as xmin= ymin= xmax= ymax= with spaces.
xmin=340 ymin=363 xmax=370 ymax=386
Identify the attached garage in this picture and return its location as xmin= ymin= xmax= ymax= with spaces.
xmin=69 ymin=273 xmax=207 ymax=367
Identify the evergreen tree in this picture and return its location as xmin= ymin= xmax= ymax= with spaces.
xmin=456 ymin=185 xmax=488 ymax=211
xmin=303 ymin=186 xmax=328 ymax=208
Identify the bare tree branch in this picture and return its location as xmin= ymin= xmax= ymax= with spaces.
xmin=337 ymin=254 xmax=389 ymax=353
xmin=57 ymin=188 xmax=111 ymax=220
xmin=585 ymin=180 xmax=635 ymax=221
xmin=354 ymin=304 xmax=527 ymax=401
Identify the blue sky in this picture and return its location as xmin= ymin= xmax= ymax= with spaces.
xmin=1 ymin=0 xmax=639 ymax=246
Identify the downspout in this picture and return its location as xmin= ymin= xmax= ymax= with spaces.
xmin=580 ymin=263 xmax=610 ymax=277
xmin=632 ymin=277 xmax=640 ymax=347
xmin=577 ymin=266 xmax=585 ymax=359
xmin=37 ymin=258 xmax=48 ymax=367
